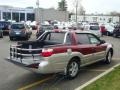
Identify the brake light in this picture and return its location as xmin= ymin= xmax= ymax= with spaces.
xmin=41 ymin=48 xmax=53 ymax=57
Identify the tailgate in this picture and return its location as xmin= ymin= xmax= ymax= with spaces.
xmin=9 ymin=45 xmax=43 ymax=65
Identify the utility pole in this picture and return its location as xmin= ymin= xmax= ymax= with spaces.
xmin=36 ymin=0 xmax=40 ymax=23
xmin=75 ymin=0 xmax=78 ymax=25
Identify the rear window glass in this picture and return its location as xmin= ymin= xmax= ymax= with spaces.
xmin=11 ymin=24 xmax=25 ymax=29
xmin=90 ymin=26 xmax=99 ymax=30
xmin=44 ymin=32 xmax=65 ymax=44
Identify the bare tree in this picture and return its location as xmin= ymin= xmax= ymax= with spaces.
xmin=73 ymin=0 xmax=84 ymax=23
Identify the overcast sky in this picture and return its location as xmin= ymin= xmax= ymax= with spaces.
xmin=0 ymin=0 xmax=120 ymax=14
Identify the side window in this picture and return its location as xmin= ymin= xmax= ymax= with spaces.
xmin=65 ymin=34 xmax=71 ymax=44
xmin=76 ymin=34 xmax=90 ymax=44
xmin=88 ymin=34 xmax=100 ymax=44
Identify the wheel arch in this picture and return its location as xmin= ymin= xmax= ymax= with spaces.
xmin=68 ymin=56 xmax=81 ymax=67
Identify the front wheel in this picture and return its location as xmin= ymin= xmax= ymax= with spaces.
xmin=104 ymin=51 xmax=112 ymax=64
xmin=66 ymin=59 xmax=80 ymax=79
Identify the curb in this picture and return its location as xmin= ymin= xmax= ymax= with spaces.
xmin=75 ymin=63 xmax=120 ymax=90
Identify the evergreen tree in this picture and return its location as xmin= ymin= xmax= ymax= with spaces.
xmin=58 ymin=0 xmax=67 ymax=11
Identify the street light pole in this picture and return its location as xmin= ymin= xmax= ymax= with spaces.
xmin=36 ymin=0 xmax=40 ymax=23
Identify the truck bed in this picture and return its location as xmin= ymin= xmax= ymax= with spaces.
xmin=10 ymin=40 xmax=62 ymax=62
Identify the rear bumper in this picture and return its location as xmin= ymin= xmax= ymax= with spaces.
xmin=6 ymin=57 xmax=54 ymax=74
xmin=8 ymin=45 xmax=65 ymax=74
xmin=9 ymin=34 xmax=27 ymax=38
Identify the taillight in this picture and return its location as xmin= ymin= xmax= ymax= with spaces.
xmin=41 ymin=48 xmax=53 ymax=57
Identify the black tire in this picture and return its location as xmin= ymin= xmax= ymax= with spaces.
xmin=66 ymin=59 xmax=80 ymax=79
xmin=1 ymin=33 xmax=3 ymax=38
xmin=25 ymin=35 xmax=29 ymax=40
xmin=0 ymin=33 xmax=3 ymax=38
xmin=113 ymin=33 xmax=117 ymax=38
xmin=106 ymin=31 xmax=110 ymax=36
xmin=10 ymin=37 xmax=13 ymax=41
xmin=104 ymin=51 xmax=112 ymax=64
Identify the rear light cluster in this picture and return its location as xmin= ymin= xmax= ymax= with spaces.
xmin=41 ymin=48 xmax=54 ymax=57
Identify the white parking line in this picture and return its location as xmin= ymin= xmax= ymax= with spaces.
xmin=75 ymin=63 xmax=120 ymax=90
xmin=80 ymin=69 xmax=106 ymax=72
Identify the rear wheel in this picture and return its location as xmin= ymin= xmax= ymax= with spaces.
xmin=25 ymin=35 xmax=29 ymax=40
xmin=0 ymin=33 xmax=3 ymax=38
xmin=106 ymin=31 xmax=110 ymax=36
xmin=66 ymin=59 xmax=80 ymax=79
xmin=10 ymin=37 xmax=13 ymax=41
xmin=113 ymin=33 xmax=117 ymax=38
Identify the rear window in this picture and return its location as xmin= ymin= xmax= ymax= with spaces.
xmin=11 ymin=24 xmax=25 ymax=29
xmin=90 ymin=26 xmax=100 ymax=30
xmin=44 ymin=32 xmax=65 ymax=44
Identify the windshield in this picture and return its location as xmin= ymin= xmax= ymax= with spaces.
xmin=11 ymin=24 xmax=25 ymax=29
xmin=90 ymin=26 xmax=100 ymax=30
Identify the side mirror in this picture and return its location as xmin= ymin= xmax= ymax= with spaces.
xmin=100 ymin=40 xmax=106 ymax=44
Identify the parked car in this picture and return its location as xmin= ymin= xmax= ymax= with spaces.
xmin=84 ymin=25 xmax=102 ymax=37
xmin=105 ymin=25 xmax=114 ymax=36
xmin=0 ymin=27 xmax=3 ymax=38
xmin=100 ymin=25 xmax=107 ymax=36
xmin=0 ymin=21 xmax=11 ymax=35
xmin=7 ymin=30 xmax=113 ymax=79
xmin=36 ymin=24 xmax=54 ymax=38
xmin=9 ymin=23 xmax=32 ymax=40
xmin=89 ymin=22 xmax=99 ymax=25
xmin=113 ymin=25 xmax=120 ymax=37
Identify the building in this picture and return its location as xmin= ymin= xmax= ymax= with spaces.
xmin=0 ymin=5 xmax=69 ymax=23
xmin=34 ymin=8 xmax=69 ymax=23
xmin=71 ymin=14 xmax=120 ymax=23
xmin=0 ymin=5 xmax=35 ymax=22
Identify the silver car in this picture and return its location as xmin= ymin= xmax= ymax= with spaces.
xmin=84 ymin=25 xmax=102 ymax=37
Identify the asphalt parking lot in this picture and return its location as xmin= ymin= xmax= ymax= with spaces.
xmin=0 ymin=33 xmax=120 ymax=90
